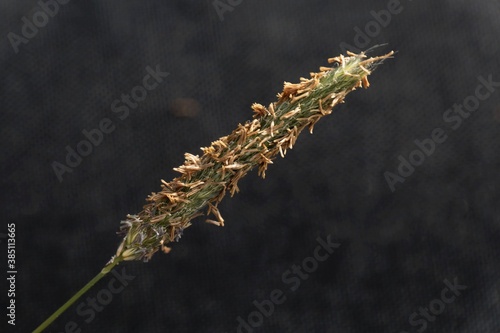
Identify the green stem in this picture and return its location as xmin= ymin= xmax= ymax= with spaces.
xmin=33 ymin=257 xmax=122 ymax=333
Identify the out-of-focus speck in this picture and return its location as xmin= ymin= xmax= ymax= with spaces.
xmin=169 ymin=98 xmax=201 ymax=118
xmin=493 ymin=105 xmax=500 ymax=123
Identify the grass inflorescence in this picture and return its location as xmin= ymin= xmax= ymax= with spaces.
xmin=111 ymin=49 xmax=394 ymax=265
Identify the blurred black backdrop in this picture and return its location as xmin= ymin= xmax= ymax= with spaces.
xmin=1 ymin=0 xmax=500 ymax=332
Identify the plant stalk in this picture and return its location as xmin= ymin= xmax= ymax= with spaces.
xmin=33 ymin=257 xmax=122 ymax=333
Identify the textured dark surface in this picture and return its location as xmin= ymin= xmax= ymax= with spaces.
xmin=1 ymin=1 xmax=500 ymax=332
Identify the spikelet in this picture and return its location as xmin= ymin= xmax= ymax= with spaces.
xmin=110 ymin=49 xmax=394 ymax=265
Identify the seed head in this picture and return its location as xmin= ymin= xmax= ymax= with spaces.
xmin=110 ymin=49 xmax=394 ymax=264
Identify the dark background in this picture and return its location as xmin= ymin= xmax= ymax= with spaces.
xmin=1 ymin=0 xmax=499 ymax=332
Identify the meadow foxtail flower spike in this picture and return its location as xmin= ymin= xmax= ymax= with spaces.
xmin=110 ymin=49 xmax=394 ymax=266
xmin=34 ymin=49 xmax=393 ymax=332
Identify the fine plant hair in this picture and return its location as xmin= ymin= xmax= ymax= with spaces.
xmin=34 ymin=48 xmax=394 ymax=332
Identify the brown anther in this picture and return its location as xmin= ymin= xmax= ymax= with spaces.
xmin=359 ymin=65 xmax=371 ymax=75
xmin=328 ymin=56 xmax=342 ymax=64
xmin=362 ymin=76 xmax=370 ymax=88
